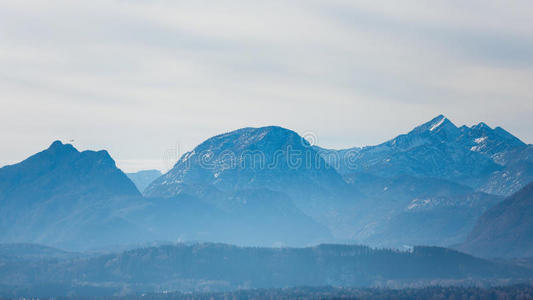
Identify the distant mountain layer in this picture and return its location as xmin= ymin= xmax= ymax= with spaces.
xmin=0 ymin=243 xmax=529 ymax=297
xmin=126 ymin=169 xmax=162 ymax=193
xmin=458 ymin=182 xmax=533 ymax=258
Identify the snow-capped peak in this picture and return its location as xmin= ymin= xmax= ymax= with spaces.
xmin=430 ymin=116 xmax=446 ymax=131
xmin=411 ymin=114 xmax=458 ymax=136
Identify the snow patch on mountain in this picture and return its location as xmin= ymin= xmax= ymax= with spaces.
xmin=475 ymin=137 xmax=487 ymax=143
xmin=430 ymin=116 xmax=446 ymax=131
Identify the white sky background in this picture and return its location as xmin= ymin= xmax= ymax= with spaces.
xmin=1 ymin=0 xmax=532 ymax=172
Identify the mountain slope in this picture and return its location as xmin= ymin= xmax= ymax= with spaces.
xmin=478 ymin=146 xmax=533 ymax=195
xmin=345 ymin=173 xmax=502 ymax=247
xmin=458 ymin=181 xmax=533 ymax=258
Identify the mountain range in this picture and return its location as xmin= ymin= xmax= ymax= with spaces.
xmin=0 ymin=141 xmax=330 ymax=250
xmin=144 ymin=116 xmax=531 ymax=247
xmin=316 ymin=115 xmax=533 ymax=196
xmin=1 ymin=115 xmax=532 ymax=254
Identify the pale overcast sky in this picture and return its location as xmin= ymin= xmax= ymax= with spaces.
xmin=1 ymin=0 xmax=532 ymax=172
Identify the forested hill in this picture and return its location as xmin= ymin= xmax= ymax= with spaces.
xmin=0 ymin=243 xmax=530 ymax=297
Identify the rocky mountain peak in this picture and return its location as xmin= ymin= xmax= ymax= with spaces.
xmin=412 ymin=115 xmax=457 ymax=134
